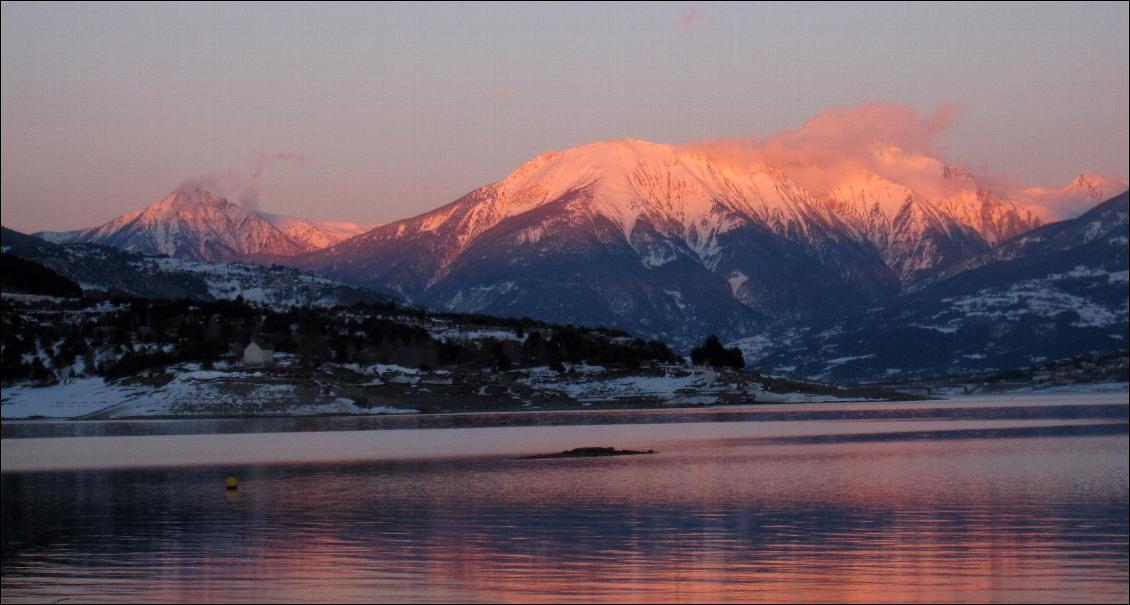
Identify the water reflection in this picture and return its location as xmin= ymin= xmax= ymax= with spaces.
xmin=3 ymin=415 xmax=1127 ymax=602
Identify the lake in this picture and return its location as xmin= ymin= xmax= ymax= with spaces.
xmin=2 ymin=392 xmax=1127 ymax=603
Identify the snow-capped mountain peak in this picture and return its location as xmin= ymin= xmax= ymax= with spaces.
xmin=54 ymin=188 xmax=326 ymax=262
xmin=359 ymin=138 xmax=1071 ymax=283
xmin=36 ymin=184 xmax=382 ymax=261
xmin=442 ymin=138 xmax=856 ymax=253
xmin=1059 ymin=172 xmax=1130 ymax=208
xmin=1023 ymin=172 xmax=1129 ymax=219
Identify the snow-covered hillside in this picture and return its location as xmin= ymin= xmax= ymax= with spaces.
xmin=744 ymin=193 xmax=1130 ymax=382
xmin=143 ymin=256 xmax=389 ymax=309
xmin=1 ymin=225 xmax=390 ymax=308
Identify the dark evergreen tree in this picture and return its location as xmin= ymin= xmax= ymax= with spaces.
xmin=690 ymin=335 xmax=745 ymax=369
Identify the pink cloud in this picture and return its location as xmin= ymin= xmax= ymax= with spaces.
xmin=677 ymin=8 xmax=700 ymax=28
xmin=682 ymin=103 xmax=976 ymax=198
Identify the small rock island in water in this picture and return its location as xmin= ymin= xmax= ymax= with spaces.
xmin=520 ymin=447 xmax=656 ymax=460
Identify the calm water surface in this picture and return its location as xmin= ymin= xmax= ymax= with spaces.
xmin=2 ymin=393 xmax=1127 ymax=603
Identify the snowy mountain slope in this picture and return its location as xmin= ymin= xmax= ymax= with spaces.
xmin=855 ymin=146 xmax=1047 ymax=247
xmin=821 ymin=177 xmax=991 ymax=281
xmin=748 ymin=192 xmax=1129 ymax=382
xmin=933 ymin=189 xmax=1045 ymax=247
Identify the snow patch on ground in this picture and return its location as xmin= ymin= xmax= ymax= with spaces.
xmin=428 ymin=326 xmax=526 ymax=343
xmin=911 ymin=322 xmax=960 ymax=334
xmin=556 ymin=373 xmax=706 ymax=402
xmin=824 ymin=354 xmax=876 ymax=366
xmin=1 ymin=378 xmax=144 ymax=418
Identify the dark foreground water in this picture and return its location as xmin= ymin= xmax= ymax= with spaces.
xmin=2 ymin=393 xmax=1127 ymax=603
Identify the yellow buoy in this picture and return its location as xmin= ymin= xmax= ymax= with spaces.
xmin=225 ymin=475 xmax=239 ymax=490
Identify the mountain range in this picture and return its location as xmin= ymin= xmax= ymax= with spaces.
xmin=9 ymin=137 xmax=1127 ymax=380
xmin=278 ymin=139 xmax=1122 ymax=346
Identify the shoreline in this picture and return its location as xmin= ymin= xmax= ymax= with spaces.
xmin=1 ymin=395 xmax=921 ymax=422
xmin=5 ymin=382 xmax=1127 ymax=423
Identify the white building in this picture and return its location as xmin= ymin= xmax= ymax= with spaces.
xmin=242 ymin=341 xmax=275 ymax=366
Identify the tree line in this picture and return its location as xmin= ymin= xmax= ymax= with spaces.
xmin=1 ymin=295 xmax=690 ymax=384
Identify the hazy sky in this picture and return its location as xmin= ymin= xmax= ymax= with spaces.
xmin=2 ymin=1 xmax=1127 ymax=232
